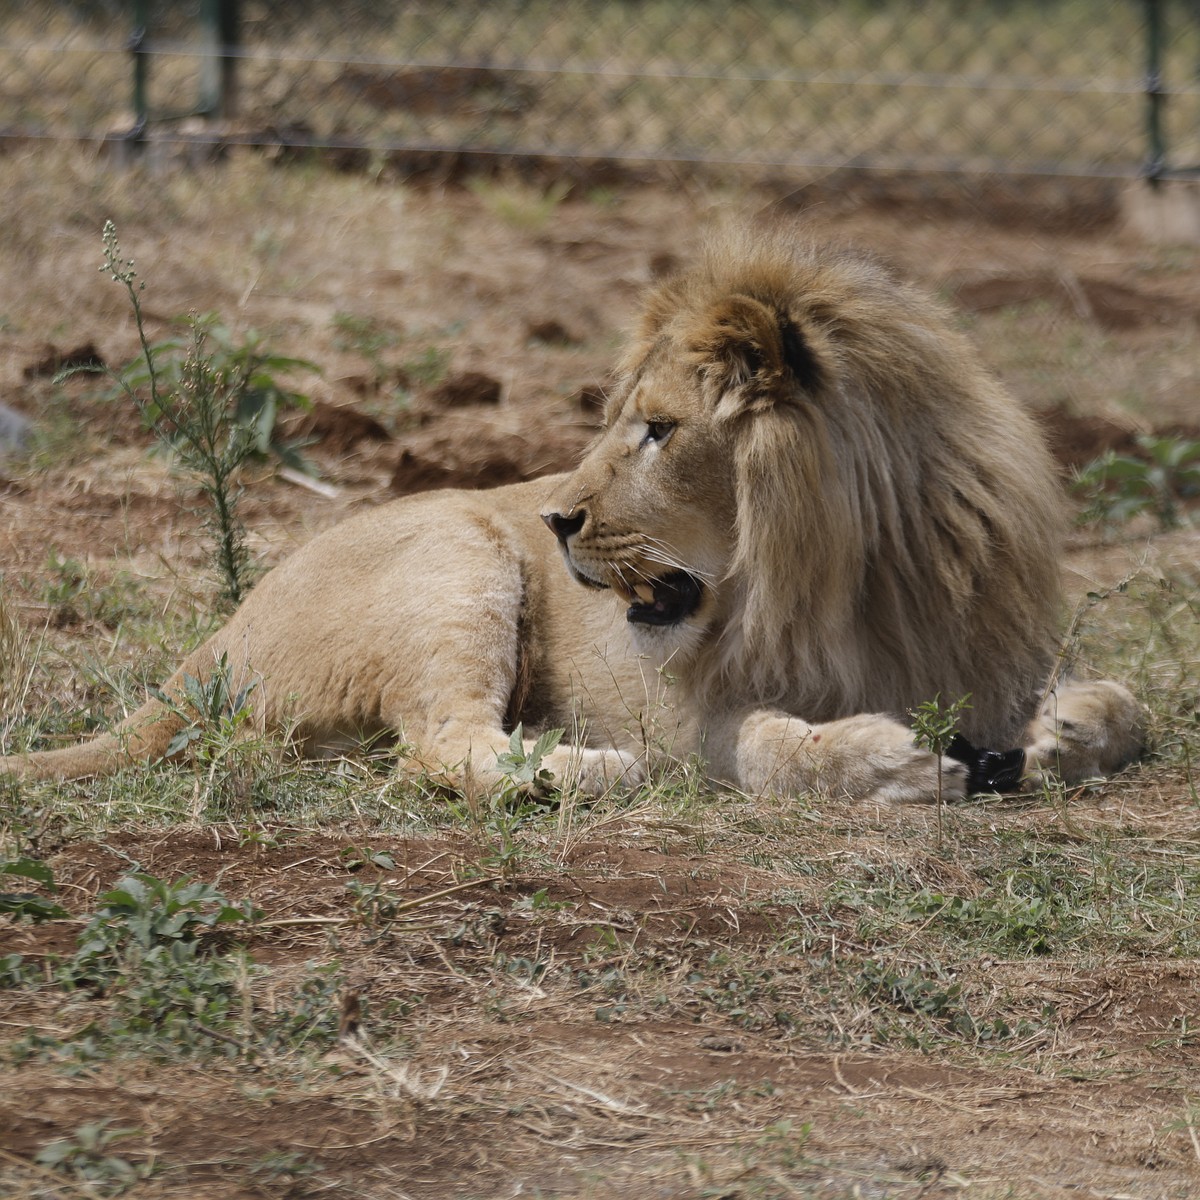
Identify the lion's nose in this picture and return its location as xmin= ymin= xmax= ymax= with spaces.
xmin=542 ymin=508 xmax=586 ymax=543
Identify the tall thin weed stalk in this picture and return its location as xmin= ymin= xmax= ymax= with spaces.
xmin=94 ymin=222 xmax=315 ymax=609
xmin=100 ymin=222 xmax=253 ymax=605
xmin=0 ymin=584 xmax=36 ymax=719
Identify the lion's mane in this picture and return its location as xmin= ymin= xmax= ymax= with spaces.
xmin=625 ymin=230 xmax=1066 ymax=749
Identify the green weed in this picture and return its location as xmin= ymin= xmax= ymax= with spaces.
xmin=345 ymin=878 xmax=406 ymax=938
xmin=467 ymin=176 xmax=571 ymax=231
xmin=330 ymin=310 xmax=452 ymax=406
xmin=115 ymin=315 xmax=318 ymax=473
xmin=2 ymin=868 xmax=355 ymax=1066
xmin=38 ymin=549 xmax=143 ymax=628
xmin=68 ymin=871 xmax=260 ymax=983
xmin=331 ymin=309 xmax=402 ymax=389
xmin=339 ymin=843 xmax=396 ymax=872
xmin=857 ymin=959 xmax=973 ymax=1032
xmin=749 ymin=1118 xmax=812 ymax=1172
xmin=449 ymin=725 xmax=566 ymax=880
xmin=149 ymin=651 xmax=269 ymax=816
xmin=93 ymin=222 xmax=317 ymax=606
xmin=0 ymin=854 xmax=70 ymax=921
xmin=244 ymin=1148 xmax=321 ymax=1184
xmin=1074 ymin=434 xmax=1200 ymax=532
xmin=910 ymin=692 xmax=971 ymax=845
xmin=257 ymin=960 xmax=346 ymax=1051
xmin=511 ymin=886 xmax=569 ymax=914
xmin=0 ymin=871 xmax=263 ymax=1064
xmin=35 ymin=1120 xmax=151 ymax=1195
xmin=403 ymin=343 xmax=452 ymax=387
xmin=153 ymin=651 xmax=256 ymax=760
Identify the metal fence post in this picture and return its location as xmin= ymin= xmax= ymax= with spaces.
xmin=128 ymin=0 xmax=150 ymax=143
xmin=200 ymin=0 xmax=241 ymax=120
xmin=1143 ymin=0 xmax=1167 ymax=182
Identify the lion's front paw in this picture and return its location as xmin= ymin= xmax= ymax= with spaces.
xmin=861 ymin=744 xmax=969 ymax=805
xmin=549 ymin=746 xmax=646 ymax=799
xmin=454 ymin=740 xmax=644 ymax=803
xmin=736 ymin=711 xmax=967 ymax=804
xmin=843 ymin=716 xmax=969 ymax=805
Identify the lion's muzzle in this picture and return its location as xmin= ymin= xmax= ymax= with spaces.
xmin=542 ymin=505 xmax=705 ymax=627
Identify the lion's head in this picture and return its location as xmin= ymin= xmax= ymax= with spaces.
xmin=543 ymin=228 xmax=1066 ymax=748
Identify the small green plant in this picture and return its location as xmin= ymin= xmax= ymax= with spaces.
xmin=339 ymin=844 xmax=396 ymax=872
xmin=345 ymin=879 xmax=406 ymax=938
xmin=1074 ymin=434 xmax=1200 ymax=532
xmin=403 ymin=344 xmax=452 ymax=387
xmin=0 ymin=952 xmax=29 ymax=987
xmin=512 ymin=886 xmax=569 ymax=914
xmin=148 ymin=652 xmax=268 ymax=812
xmin=70 ymin=872 xmax=259 ymax=981
xmin=259 ymin=960 xmax=346 ymax=1050
xmin=152 ymin=651 xmax=257 ymax=762
xmin=38 ymin=549 xmax=139 ymax=628
xmin=54 ymin=872 xmax=261 ymax=1059
xmin=0 ymin=855 xmax=70 ymax=922
xmin=245 ymin=1149 xmax=320 ymax=1184
xmin=236 ymin=824 xmax=286 ymax=851
xmin=39 ymin=548 xmax=88 ymax=615
xmin=751 ymin=1117 xmax=812 ymax=1172
xmin=117 ymin=314 xmax=318 ymax=470
xmin=331 ymin=310 xmax=402 ymax=388
xmin=895 ymin=885 xmax=1056 ymax=954
xmin=93 ymin=222 xmax=317 ymax=606
xmin=858 ymin=958 xmax=967 ymax=1022
xmin=467 ymin=176 xmax=571 ymax=231
xmin=582 ymin=924 xmax=622 ymax=963
xmin=494 ymin=725 xmax=565 ymax=794
xmin=910 ymin=693 xmax=971 ymax=846
xmin=2 ymin=870 xmax=255 ymax=1057
xmin=35 ymin=1120 xmax=150 ymax=1195
xmin=468 ymin=725 xmax=565 ymax=879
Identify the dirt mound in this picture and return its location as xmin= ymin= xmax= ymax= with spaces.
xmin=22 ymin=341 xmax=106 ymax=380
xmin=422 ymin=370 xmax=504 ymax=409
xmin=285 ymin=399 xmax=391 ymax=454
xmin=952 ymin=271 xmax=1198 ymax=331
xmin=389 ymin=409 xmax=590 ymax=495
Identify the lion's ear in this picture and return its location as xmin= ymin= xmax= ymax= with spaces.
xmin=692 ymin=294 xmax=823 ymax=413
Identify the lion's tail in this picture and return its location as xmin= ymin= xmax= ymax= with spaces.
xmin=0 ymin=694 xmax=185 ymax=782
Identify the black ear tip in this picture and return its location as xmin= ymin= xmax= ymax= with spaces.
xmin=779 ymin=316 xmax=823 ymax=393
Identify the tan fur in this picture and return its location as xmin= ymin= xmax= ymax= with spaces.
xmin=1 ymin=229 xmax=1142 ymax=801
xmin=0 ymin=485 xmax=658 ymax=795
xmin=541 ymin=228 xmax=1142 ymax=801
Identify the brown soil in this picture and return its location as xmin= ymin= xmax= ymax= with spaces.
xmin=1 ymin=146 xmax=1199 ymax=1198
xmin=3 ymin=815 xmax=1199 ymax=1198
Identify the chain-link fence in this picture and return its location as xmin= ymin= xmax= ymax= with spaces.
xmin=2 ymin=1 xmax=1198 ymax=180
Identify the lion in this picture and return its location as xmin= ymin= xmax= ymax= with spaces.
xmin=1 ymin=228 xmax=1143 ymax=802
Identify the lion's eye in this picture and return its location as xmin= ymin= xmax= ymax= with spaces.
xmin=641 ymin=419 xmax=676 ymax=447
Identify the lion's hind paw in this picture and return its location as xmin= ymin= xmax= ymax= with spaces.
xmin=1023 ymin=679 xmax=1145 ymax=788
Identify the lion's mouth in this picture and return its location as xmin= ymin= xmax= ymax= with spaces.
xmin=616 ymin=571 xmax=704 ymax=627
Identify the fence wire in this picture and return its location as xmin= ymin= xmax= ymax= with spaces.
xmin=2 ymin=1 xmax=1198 ymax=179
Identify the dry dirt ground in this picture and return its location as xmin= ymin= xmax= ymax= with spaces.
xmin=1 ymin=146 xmax=1199 ymax=1199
